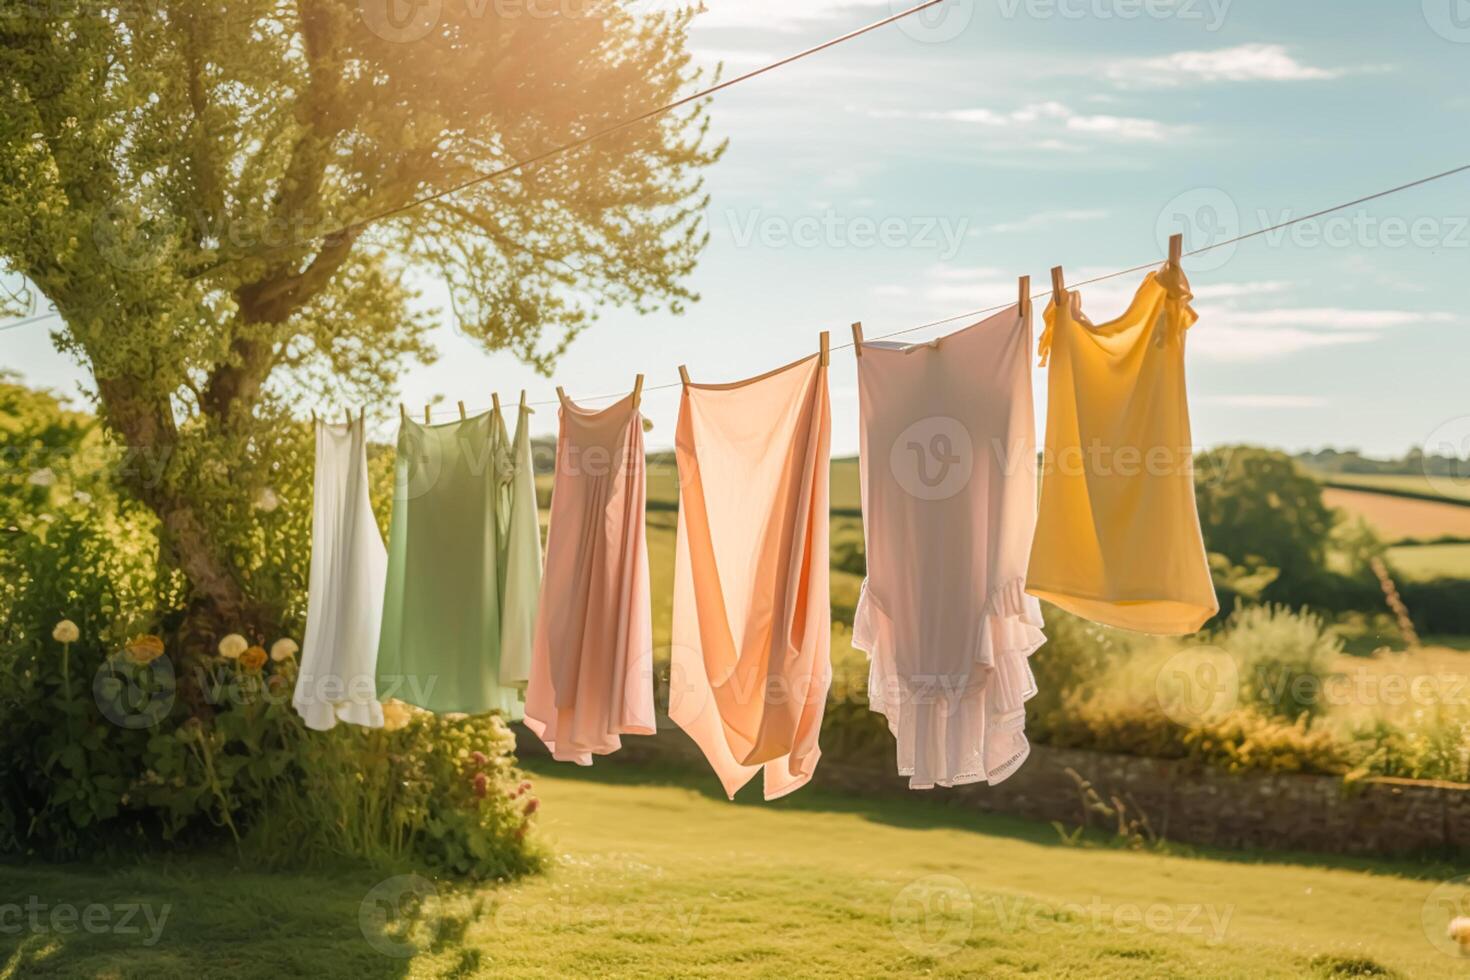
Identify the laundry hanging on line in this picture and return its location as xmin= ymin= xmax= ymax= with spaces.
xmin=851 ymin=300 xmax=1045 ymax=790
xmin=524 ymin=383 xmax=656 ymax=765
xmin=295 ymin=413 xmax=388 ymax=731
xmin=299 ymin=248 xmax=1220 ymax=801
xmin=669 ymin=347 xmax=833 ymax=801
xmin=374 ymin=401 xmax=542 ymax=716
xmin=1026 ymin=260 xmax=1218 ymax=635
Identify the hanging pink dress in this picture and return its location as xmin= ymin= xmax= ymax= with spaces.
xmin=670 ymin=354 xmax=832 ymax=800
xmin=524 ymin=391 xmax=655 ymax=764
xmin=852 ymin=305 xmax=1046 ymax=789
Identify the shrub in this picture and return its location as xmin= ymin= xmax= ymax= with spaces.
xmin=1 ymin=610 xmax=541 ymax=878
xmin=1399 ymin=578 xmax=1470 ymax=637
xmin=1040 ymin=698 xmax=1354 ymax=776
xmin=1221 ymin=604 xmax=1342 ymax=722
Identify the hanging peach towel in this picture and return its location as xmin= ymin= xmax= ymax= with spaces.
xmin=670 ymin=354 xmax=832 ymax=800
xmin=525 ymin=391 xmax=655 ymax=765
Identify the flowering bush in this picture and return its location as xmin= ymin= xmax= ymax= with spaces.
xmin=1 ymin=616 xmax=541 ymax=877
xmin=1 ymin=378 xmax=539 ymax=875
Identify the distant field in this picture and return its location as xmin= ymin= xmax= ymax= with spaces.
xmin=1322 ymin=486 xmax=1470 ymax=542
xmin=1323 ymin=471 xmax=1470 ymax=502
xmin=1387 ymin=542 xmax=1470 ymax=581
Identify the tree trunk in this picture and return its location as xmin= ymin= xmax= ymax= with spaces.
xmin=95 ymin=375 xmax=261 ymax=644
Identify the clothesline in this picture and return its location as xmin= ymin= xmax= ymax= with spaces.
xmin=402 ymin=158 xmax=1470 ymax=418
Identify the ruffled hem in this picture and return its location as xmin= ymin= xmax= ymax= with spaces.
xmin=853 ymin=577 xmax=1045 ymax=789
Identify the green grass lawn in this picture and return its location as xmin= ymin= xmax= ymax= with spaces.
xmin=2 ymin=760 xmax=1464 ymax=979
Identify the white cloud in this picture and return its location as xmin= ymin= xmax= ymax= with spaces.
xmin=1108 ymin=44 xmax=1344 ymax=88
xmin=1191 ymin=281 xmax=1291 ymax=300
xmin=975 ymin=209 xmax=1109 ymax=235
xmin=1188 ymin=324 xmax=1379 ymax=361
xmin=688 ymin=0 xmax=884 ymax=31
xmin=1203 ymin=394 xmax=1330 ymax=409
xmin=868 ymin=102 xmax=1187 ymax=143
xmin=1206 ymin=309 xmax=1454 ymax=330
xmin=690 ymin=48 xmax=780 ymax=67
xmin=1188 ymin=306 xmax=1456 ymax=361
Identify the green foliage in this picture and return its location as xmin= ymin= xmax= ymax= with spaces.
xmin=246 ymin=711 xmax=544 ymax=880
xmin=1040 ymin=700 xmax=1354 ymax=776
xmin=0 ymin=620 xmax=542 ymax=877
xmin=1347 ymin=714 xmax=1470 ymax=785
xmin=0 ymin=1 xmax=722 ymax=633
xmin=1398 ymin=578 xmax=1470 ymax=636
xmin=1223 ymin=603 xmax=1342 ymax=722
xmin=1195 ymin=446 xmax=1338 ymax=590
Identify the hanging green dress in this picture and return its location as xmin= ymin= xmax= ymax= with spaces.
xmin=375 ymin=404 xmax=542 ymax=717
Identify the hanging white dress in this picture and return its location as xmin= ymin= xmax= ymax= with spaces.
xmin=295 ymin=417 xmax=388 ymax=730
xmin=852 ymin=304 xmax=1046 ymax=789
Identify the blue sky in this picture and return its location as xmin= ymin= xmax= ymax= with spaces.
xmin=8 ymin=0 xmax=1470 ymax=456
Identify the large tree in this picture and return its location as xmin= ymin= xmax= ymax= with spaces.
xmin=0 ymin=1 xmax=720 ymax=639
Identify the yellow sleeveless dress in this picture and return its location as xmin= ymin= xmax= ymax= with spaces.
xmin=1025 ymin=264 xmax=1218 ymax=635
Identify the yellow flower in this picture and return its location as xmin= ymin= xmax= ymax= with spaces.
xmin=217 ymin=633 xmax=247 ymax=659
xmin=52 ymin=620 xmax=79 ymax=644
xmin=269 ymin=638 xmax=299 ymax=662
xmin=239 ymin=645 xmax=267 ymax=672
xmin=124 ymin=634 xmax=165 ymax=665
xmin=381 ymin=700 xmax=412 ymax=732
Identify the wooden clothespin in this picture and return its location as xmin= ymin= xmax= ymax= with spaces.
xmin=344 ymin=408 xmax=352 ymax=428
xmin=850 ymin=322 xmax=864 ymax=358
xmin=457 ymin=400 xmax=466 ymax=420
xmin=310 ymin=409 xmax=317 ymax=424
xmin=359 ymin=406 xmax=366 ymax=425
xmin=423 ymin=405 xmax=431 ymax=424
xmin=819 ymin=330 xmax=830 ymax=367
xmin=1050 ymin=266 xmax=1066 ymax=305
xmin=1018 ymin=275 xmax=1032 ymax=318
xmin=1167 ymin=233 xmax=1183 ymax=270
xmin=632 ymin=374 xmax=644 ymax=409
xmin=678 ymin=365 xmax=691 ymax=386
xmin=399 ymin=403 xmax=407 ymax=421
xmin=492 ymin=392 xmax=502 ymax=416
xmin=555 ymin=385 xmax=567 ymax=403
xmin=519 ymin=390 xmax=528 ymax=411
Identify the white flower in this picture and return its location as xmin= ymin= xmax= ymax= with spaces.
xmin=72 ymin=490 xmax=93 ymax=505
xmin=253 ymin=487 xmax=280 ymax=513
xmin=52 ymin=620 xmax=79 ymax=644
xmin=27 ymin=468 xmax=56 ymax=487
xmin=270 ymin=638 xmax=299 ymax=662
xmin=217 ymin=633 xmax=248 ymax=659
